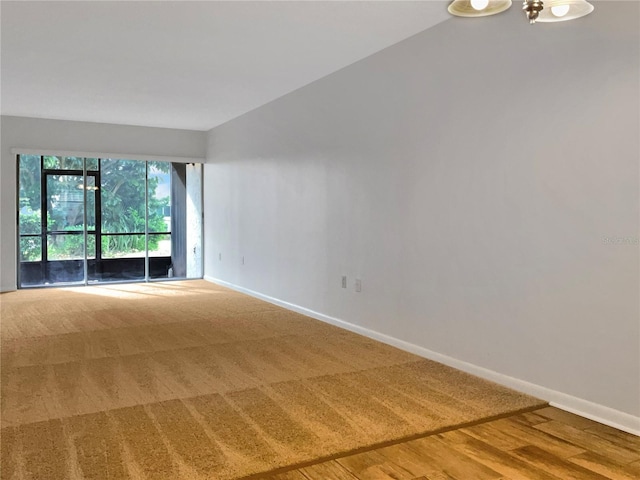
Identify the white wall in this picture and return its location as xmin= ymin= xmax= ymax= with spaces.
xmin=0 ymin=116 xmax=207 ymax=291
xmin=204 ymin=1 xmax=640 ymax=428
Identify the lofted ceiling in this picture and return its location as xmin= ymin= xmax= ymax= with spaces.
xmin=1 ymin=0 xmax=451 ymax=131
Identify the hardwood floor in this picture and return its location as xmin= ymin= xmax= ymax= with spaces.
xmin=258 ymin=407 xmax=640 ymax=480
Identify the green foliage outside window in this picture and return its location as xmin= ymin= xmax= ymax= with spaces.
xmin=48 ymin=233 xmax=96 ymax=261
xmin=100 ymin=159 xmax=169 ymax=256
xmin=20 ymin=237 xmax=41 ymax=262
xmin=18 ymin=156 xmax=171 ymax=261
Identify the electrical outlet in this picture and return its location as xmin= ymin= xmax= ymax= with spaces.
xmin=355 ymin=278 xmax=362 ymax=292
xmin=219 ymin=253 xmax=222 ymax=261
xmin=341 ymin=276 xmax=347 ymax=288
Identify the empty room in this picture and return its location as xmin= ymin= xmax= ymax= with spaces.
xmin=1 ymin=1 xmax=638 ymax=479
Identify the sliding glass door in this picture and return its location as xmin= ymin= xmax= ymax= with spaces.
xmin=44 ymin=171 xmax=96 ymax=283
xmin=97 ymin=158 xmax=146 ymax=282
xmin=18 ymin=155 xmax=202 ymax=287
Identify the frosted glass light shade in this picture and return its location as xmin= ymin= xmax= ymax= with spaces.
xmin=551 ymin=5 xmax=571 ymax=17
xmin=471 ymin=0 xmax=490 ymax=10
xmin=536 ymin=0 xmax=594 ymax=22
xmin=448 ymin=0 xmax=512 ymax=17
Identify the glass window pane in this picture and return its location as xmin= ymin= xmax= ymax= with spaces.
xmin=87 ymin=235 xmax=96 ymax=259
xmin=42 ymin=156 xmax=84 ymax=170
xmin=101 ymin=159 xmax=146 ymax=233
xmin=148 ymin=234 xmax=170 ymax=257
xmin=86 ymin=158 xmax=99 ymax=171
xmin=148 ymin=161 xmax=171 ymax=233
xmin=101 ymin=234 xmax=145 ymax=259
xmin=43 ymin=155 xmax=60 ymax=169
xmin=18 ymin=155 xmax=42 ymax=235
xmin=20 ymin=237 xmax=42 ymax=262
xmin=86 ymin=176 xmax=97 ymax=231
xmin=63 ymin=157 xmax=84 ymax=169
xmin=46 ymin=175 xmax=85 ymax=232
xmin=149 ymin=233 xmax=171 ymax=280
xmin=91 ymin=258 xmax=145 ymax=283
xmin=47 ymin=233 xmax=85 ymax=260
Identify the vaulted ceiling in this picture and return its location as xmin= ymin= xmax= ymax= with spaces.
xmin=1 ymin=1 xmax=451 ymax=130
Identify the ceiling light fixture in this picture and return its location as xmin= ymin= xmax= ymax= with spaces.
xmin=536 ymin=0 xmax=595 ymax=22
xmin=523 ymin=0 xmax=544 ymax=23
xmin=447 ymin=0 xmax=512 ymax=17
xmin=448 ymin=0 xmax=594 ymax=24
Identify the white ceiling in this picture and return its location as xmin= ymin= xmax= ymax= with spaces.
xmin=1 ymin=1 xmax=451 ymax=131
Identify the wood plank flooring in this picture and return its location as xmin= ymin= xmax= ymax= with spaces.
xmin=258 ymin=407 xmax=640 ymax=480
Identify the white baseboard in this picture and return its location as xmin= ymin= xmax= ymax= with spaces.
xmin=205 ymin=275 xmax=640 ymax=436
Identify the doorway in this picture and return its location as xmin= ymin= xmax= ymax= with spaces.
xmin=41 ymin=170 xmax=98 ymax=284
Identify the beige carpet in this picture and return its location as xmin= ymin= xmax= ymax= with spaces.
xmin=1 ymin=280 xmax=545 ymax=479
